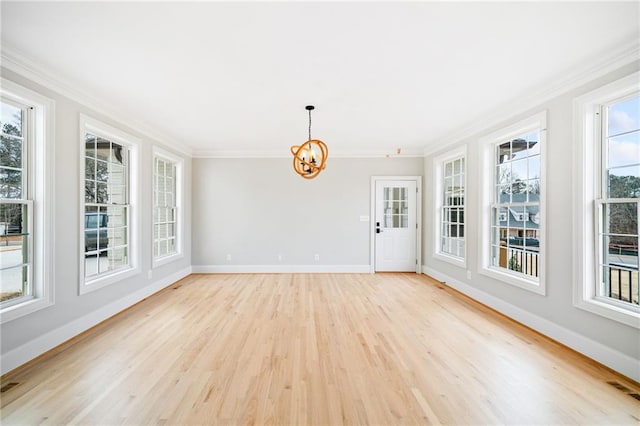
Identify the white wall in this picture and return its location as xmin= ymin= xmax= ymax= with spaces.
xmin=192 ymin=157 xmax=423 ymax=271
xmin=0 ymin=68 xmax=192 ymax=373
xmin=423 ymin=61 xmax=640 ymax=379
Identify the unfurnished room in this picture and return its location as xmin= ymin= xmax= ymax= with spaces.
xmin=0 ymin=1 xmax=639 ymax=425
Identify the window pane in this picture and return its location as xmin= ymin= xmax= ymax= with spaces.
xmin=0 ymin=265 xmax=27 ymax=302
xmin=108 ymin=247 xmax=128 ymax=270
xmin=497 ymin=164 xmax=510 ymax=201
xmin=110 ymin=143 xmax=125 ymax=165
xmin=528 ymin=156 xmax=541 ymax=179
xmin=0 ymin=234 xmax=27 ymax=270
xmin=510 ymin=138 xmax=530 ymax=161
xmin=157 ymin=158 xmax=166 ymax=176
xmin=84 ymin=252 xmax=100 ymax=277
xmin=453 ymin=159 xmax=461 ymax=175
xmin=444 ymin=161 xmax=453 ymax=176
xmin=109 ymin=185 xmax=127 ymax=205
xmin=507 ymin=249 xmax=524 ymax=272
xmin=0 ymin=134 xmax=23 ymax=169
xmin=0 ymin=203 xmax=26 ymax=236
xmin=106 ymin=206 xmax=127 ymax=228
xmin=0 ymin=169 xmax=22 ymax=199
xmin=96 ymin=182 xmax=108 ymax=204
xmin=85 ymin=181 xmax=96 ymax=203
xmin=84 ymin=207 xmax=105 ymax=253
xmin=0 ymin=179 xmax=31 ymax=301
xmin=110 ymin=163 xmax=125 ymax=186
xmin=96 ymin=159 xmax=108 ymax=182
xmin=497 ymin=142 xmax=510 ymax=164
xmin=1 ymin=102 xmax=22 ymax=137
xmin=85 ymin=157 xmax=96 ymax=181
xmin=605 ymin=265 xmax=639 ymax=305
xmin=608 ymin=95 xmax=640 ymax=137
xmin=608 ymin=166 xmax=640 ymax=198
xmin=605 ymin=203 xmax=638 ymax=235
xmin=96 ymin=138 xmax=110 ymax=161
xmin=527 ymin=179 xmax=540 ymax=202
xmin=608 ymin=131 xmax=640 ymax=169
xmin=527 ymin=134 xmax=541 ymax=156
xmin=85 ymin=134 xmax=97 ymax=158
xmin=606 ymin=236 xmax=638 ymax=268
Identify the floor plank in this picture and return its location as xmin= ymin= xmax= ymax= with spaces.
xmin=1 ymin=273 xmax=639 ymax=425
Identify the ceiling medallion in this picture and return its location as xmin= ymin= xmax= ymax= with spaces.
xmin=290 ymin=105 xmax=328 ymax=179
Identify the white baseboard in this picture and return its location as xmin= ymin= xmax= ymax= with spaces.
xmin=192 ymin=264 xmax=371 ymax=273
xmin=1 ymin=266 xmax=192 ymax=376
xmin=422 ymin=265 xmax=640 ymax=382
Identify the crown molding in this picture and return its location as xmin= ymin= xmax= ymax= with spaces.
xmin=1 ymin=45 xmax=194 ymax=158
xmin=423 ymin=36 xmax=640 ymax=157
xmin=192 ymin=147 xmax=426 ymax=159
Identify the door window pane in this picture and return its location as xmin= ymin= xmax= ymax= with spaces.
xmin=384 ymin=186 xmax=408 ymax=228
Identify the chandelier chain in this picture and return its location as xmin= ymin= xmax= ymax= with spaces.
xmin=308 ymin=108 xmax=312 ymax=140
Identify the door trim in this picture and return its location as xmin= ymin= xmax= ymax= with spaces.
xmin=370 ymin=176 xmax=422 ymax=274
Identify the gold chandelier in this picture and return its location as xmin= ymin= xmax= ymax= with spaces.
xmin=290 ymin=105 xmax=328 ymax=179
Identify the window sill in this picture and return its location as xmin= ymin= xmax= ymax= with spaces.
xmin=574 ymin=296 xmax=640 ymax=329
xmin=80 ymin=266 xmax=140 ymax=295
xmin=152 ymin=252 xmax=183 ymax=269
xmin=0 ymin=295 xmax=54 ymax=324
xmin=479 ymin=266 xmax=545 ymax=296
xmin=433 ymin=252 xmax=466 ymax=268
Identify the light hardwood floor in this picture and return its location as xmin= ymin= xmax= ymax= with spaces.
xmin=1 ymin=273 xmax=639 ymax=425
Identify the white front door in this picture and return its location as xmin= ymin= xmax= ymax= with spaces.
xmin=374 ymin=179 xmax=418 ymax=272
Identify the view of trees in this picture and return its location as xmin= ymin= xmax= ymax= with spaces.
xmin=1 ymin=113 xmax=24 ymax=232
xmin=607 ymin=175 xmax=639 ymax=248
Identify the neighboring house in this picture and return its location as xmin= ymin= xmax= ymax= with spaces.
xmin=498 ymin=193 xmax=540 ymax=244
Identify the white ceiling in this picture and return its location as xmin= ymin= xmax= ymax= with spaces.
xmin=1 ymin=2 xmax=639 ymax=157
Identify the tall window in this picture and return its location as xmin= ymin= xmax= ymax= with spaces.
xmin=80 ymin=114 xmax=138 ymax=293
xmin=1 ymin=99 xmax=31 ymax=306
xmin=480 ymin=112 xmax=546 ymax=294
xmin=434 ymin=147 xmax=466 ymax=264
xmin=493 ymin=131 xmax=541 ymax=279
xmin=574 ymin=73 xmax=639 ymax=328
xmin=153 ymin=148 xmax=182 ymax=265
xmin=597 ymin=94 xmax=639 ymax=306
xmin=0 ymin=79 xmax=54 ymax=323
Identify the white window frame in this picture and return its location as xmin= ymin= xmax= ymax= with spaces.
xmin=79 ymin=114 xmax=139 ymax=295
xmin=0 ymin=78 xmax=55 ymax=324
xmin=479 ymin=111 xmax=547 ymax=295
xmin=573 ymin=71 xmax=640 ymax=328
xmin=433 ymin=145 xmax=467 ymax=267
xmin=152 ymin=146 xmax=183 ymax=268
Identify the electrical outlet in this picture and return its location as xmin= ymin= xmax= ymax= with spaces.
xmin=226 ymin=254 xmax=232 ymax=261
xmin=277 ymin=254 xmax=283 ymax=262
xmin=314 ymin=254 xmax=320 ymax=262
xmin=147 ymin=270 xmax=152 ymax=280
xmin=467 ymin=270 xmax=472 ymax=280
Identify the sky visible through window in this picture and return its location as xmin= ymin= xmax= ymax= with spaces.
xmin=608 ymin=95 xmax=639 ymax=178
